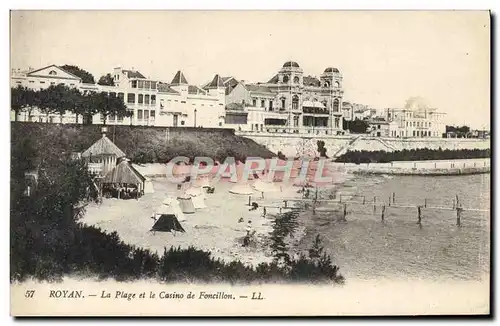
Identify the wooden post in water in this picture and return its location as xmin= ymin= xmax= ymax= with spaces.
xmin=388 ymin=195 xmax=391 ymax=207
xmin=424 ymin=198 xmax=427 ymax=208
xmin=452 ymin=199 xmax=456 ymax=210
xmin=455 ymin=194 xmax=460 ymax=209
xmin=362 ymin=196 xmax=366 ymax=205
xmin=343 ymin=203 xmax=347 ymax=221
xmin=373 ymin=196 xmax=377 ymax=213
xmin=381 ymin=205 xmax=386 ymax=221
xmin=312 ymin=202 xmax=316 ymax=215
xmin=392 ymin=192 xmax=396 ymax=204
xmin=417 ymin=205 xmax=422 ymax=225
xmin=315 ymin=188 xmax=318 ymax=202
xmin=456 ymin=207 xmax=462 ymax=227
xmin=248 ymin=196 xmax=252 ymax=206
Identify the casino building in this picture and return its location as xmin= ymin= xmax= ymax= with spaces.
xmin=224 ymin=61 xmax=345 ymax=135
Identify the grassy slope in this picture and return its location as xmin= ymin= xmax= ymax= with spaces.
xmin=11 ymin=122 xmax=276 ymax=164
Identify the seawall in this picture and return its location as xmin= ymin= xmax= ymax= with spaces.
xmin=235 ymin=131 xmax=491 ymax=158
xmin=331 ymin=158 xmax=491 ymax=176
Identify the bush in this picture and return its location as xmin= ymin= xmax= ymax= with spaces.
xmin=335 ymin=148 xmax=491 ymax=163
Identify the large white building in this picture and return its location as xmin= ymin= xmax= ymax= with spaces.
xmin=382 ymin=97 xmax=446 ymax=138
xmin=10 ymin=65 xmax=226 ymax=128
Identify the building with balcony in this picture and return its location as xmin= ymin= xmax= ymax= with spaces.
xmin=224 ymin=61 xmax=345 ymax=135
xmin=10 ymin=65 xmax=226 ymax=128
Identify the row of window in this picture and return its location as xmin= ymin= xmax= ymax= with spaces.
xmin=16 ymin=80 xmax=76 ymax=87
xmin=130 ymin=80 xmax=157 ymax=90
xmin=389 ymin=130 xmax=440 ymax=137
xmin=249 ymin=96 xmax=341 ymax=112
xmin=125 ymin=93 xmax=157 ymax=105
xmin=406 ymin=121 xmax=432 ymax=128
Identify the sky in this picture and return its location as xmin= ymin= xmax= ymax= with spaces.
xmin=10 ymin=10 xmax=491 ymax=129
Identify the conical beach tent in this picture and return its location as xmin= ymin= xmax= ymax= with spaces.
xmin=229 ymin=183 xmax=255 ymax=195
xmin=157 ymin=197 xmax=185 ymax=222
xmin=185 ymin=187 xmax=207 ymax=209
xmin=253 ymin=179 xmax=282 ymax=193
xmin=144 ymin=177 xmax=155 ymax=194
xmin=177 ymin=194 xmax=195 ymax=214
xmin=151 ymin=214 xmax=185 ymax=233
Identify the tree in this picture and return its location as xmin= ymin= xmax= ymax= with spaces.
xmin=344 ymin=119 xmax=369 ymax=134
xmin=94 ymin=92 xmax=130 ymax=125
xmin=11 ymin=86 xmax=35 ymax=121
xmin=60 ymin=65 xmax=95 ymax=84
xmin=97 ymin=73 xmax=115 ymax=86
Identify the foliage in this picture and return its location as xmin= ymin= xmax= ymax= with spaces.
xmin=97 ymin=73 xmax=115 ymax=86
xmin=60 ymin=64 xmax=95 ymax=84
xmin=343 ymin=119 xmax=369 ymax=134
xmin=10 ymin=87 xmax=129 ymax=125
xmin=316 ymin=140 xmax=328 ymax=158
xmin=335 ymin=148 xmax=491 ymax=164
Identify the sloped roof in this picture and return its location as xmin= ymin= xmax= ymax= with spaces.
xmin=303 ymin=76 xmax=321 ymax=87
xmin=157 ymin=82 xmax=180 ymax=94
xmin=267 ymin=74 xmax=279 ymax=84
xmin=188 ymin=85 xmax=207 ymax=95
xmin=82 ymin=135 xmax=126 ymax=158
xmin=27 ymin=64 xmax=82 ymax=80
xmin=123 ymin=70 xmax=146 ymax=79
xmin=205 ymin=74 xmax=224 ymax=89
xmin=171 ymin=71 xmax=189 ymax=85
xmin=103 ymin=160 xmax=145 ymax=184
xmin=245 ymin=84 xmax=275 ymax=94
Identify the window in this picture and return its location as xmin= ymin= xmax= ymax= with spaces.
xmin=144 ymin=110 xmax=149 ymax=120
xmin=181 ymin=121 xmax=185 ymax=126
xmin=413 ymin=130 xmax=416 ymax=137
xmin=253 ymin=99 xmax=257 ymax=107
xmin=416 ymin=130 xmax=420 ymax=137
xmin=378 ymin=125 xmax=381 ymax=129
xmin=333 ymin=99 xmax=339 ymax=112
xmin=151 ymin=95 xmax=156 ymax=105
xmin=151 ymin=82 xmax=156 ymax=90
xmin=118 ymin=93 xmax=124 ymax=101
xmin=281 ymin=98 xmax=286 ymax=109
xmin=144 ymin=81 xmax=150 ymax=89
xmin=138 ymin=80 xmax=144 ymax=89
xmin=145 ymin=95 xmax=150 ymax=105
xmin=292 ymin=95 xmax=299 ymax=110
xmin=417 ymin=121 xmax=420 ymax=127
xmin=413 ymin=121 xmax=416 ymax=127
xmin=137 ymin=110 xmax=143 ymax=120
xmin=269 ymin=100 xmax=273 ymax=111
xmin=50 ymin=82 xmax=55 ymax=85
xmin=334 ymin=81 xmax=340 ymax=88
xmin=70 ymin=83 xmax=75 ymax=86
xmin=127 ymin=93 xmax=135 ymax=104
xmin=16 ymin=81 xmax=21 ymax=84
xmin=406 ymin=121 xmax=408 ymax=127
xmin=335 ymin=118 xmax=340 ymax=128
xmin=138 ymin=94 xmax=144 ymax=104
xmin=324 ymin=81 xmax=330 ymax=88
xmin=261 ymin=100 xmax=265 ymax=108
xmin=131 ymin=80 xmax=137 ymax=88
xmin=429 ymin=122 xmax=432 ymax=128
xmin=283 ymin=75 xmax=289 ymax=83
xmin=150 ymin=110 xmax=155 ymax=120
xmin=29 ymin=80 xmax=34 ymax=84
xmin=49 ymin=70 xmax=57 ymax=75
xmin=293 ymin=76 xmax=300 ymax=84
xmin=40 ymin=81 xmax=45 ymax=84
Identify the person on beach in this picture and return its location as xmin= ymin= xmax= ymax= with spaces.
xmin=246 ymin=221 xmax=252 ymax=236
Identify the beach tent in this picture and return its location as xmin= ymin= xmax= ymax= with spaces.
xmin=157 ymin=197 xmax=186 ymax=221
xmin=151 ymin=214 xmax=186 ymax=233
xmin=177 ymin=194 xmax=196 ymax=214
xmin=102 ymin=158 xmax=146 ymax=194
xmin=185 ymin=187 xmax=207 ymax=209
xmin=229 ymin=183 xmax=255 ymax=195
xmin=253 ymin=179 xmax=282 ymax=194
xmin=144 ymin=177 xmax=155 ymax=194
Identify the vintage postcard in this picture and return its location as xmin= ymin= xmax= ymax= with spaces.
xmin=9 ymin=10 xmax=491 ymax=316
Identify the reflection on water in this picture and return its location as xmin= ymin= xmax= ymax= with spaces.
xmin=300 ymin=174 xmax=490 ymax=281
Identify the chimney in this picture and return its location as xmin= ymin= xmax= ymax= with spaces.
xmin=101 ymin=126 xmax=108 ymax=138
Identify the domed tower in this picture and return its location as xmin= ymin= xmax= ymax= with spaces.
xmin=278 ymin=61 xmax=304 ymax=86
xmin=321 ymin=67 xmax=344 ymax=133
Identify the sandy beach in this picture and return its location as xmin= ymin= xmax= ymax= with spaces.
xmin=81 ymin=163 xmax=355 ymax=267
